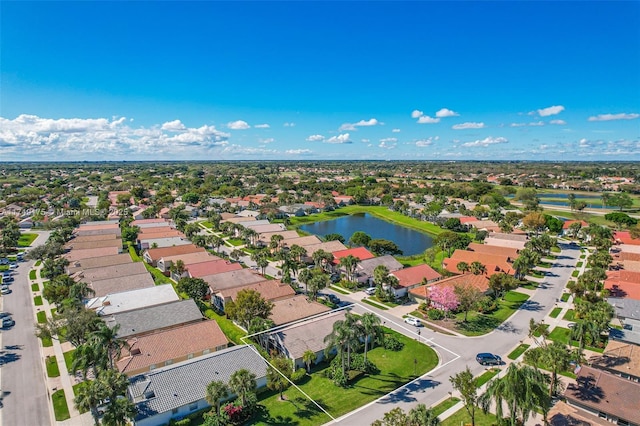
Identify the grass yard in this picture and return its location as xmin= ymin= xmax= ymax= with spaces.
xmin=475 ymin=368 xmax=500 ymax=387
xmin=561 ymin=293 xmax=570 ymax=302
xmin=530 ymin=271 xmax=545 ymax=278
xmin=368 ymin=296 xmax=400 ymax=308
xmin=521 ymin=281 xmax=538 ymax=290
xmin=431 ymin=397 xmax=461 ymax=417
xmin=576 ymin=261 xmax=583 ymax=268
xmin=227 ymin=238 xmax=245 ymax=246
xmin=250 ymin=386 xmax=333 ymax=426
xmin=549 ymin=307 xmax=562 ymax=318
xmin=551 ymin=246 xmax=561 ymax=253
xmin=18 ymin=233 xmax=38 ymax=247
xmin=46 ymin=356 xmax=60 ymax=377
xmin=31 ymin=283 xmax=39 ymax=291
xmin=507 ymin=344 xmax=530 ymax=360
xmin=52 ymin=389 xmax=70 ymax=421
xmin=361 ymin=298 xmax=389 ymax=310
xmin=563 ymin=310 xmax=576 ymax=321
xmin=537 ymin=261 xmax=552 ymax=268
xmin=330 ymin=285 xmax=350 ymax=295
xmin=532 ymin=324 xmax=549 ymax=338
xmin=41 ymin=336 xmax=53 ymax=347
xmin=63 ymin=350 xmax=75 ymax=372
xmin=36 ymin=310 xmax=47 ymax=323
xmin=200 ymin=221 xmax=213 ymax=229
xmin=548 ymin=327 xmax=605 ymax=353
xmin=29 ymin=269 xmax=37 ymax=280
xmin=202 ymin=308 xmax=247 ymax=345
xmin=34 ymin=295 xmax=43 ymax=306
xmin=35 ymin=260 xmax=41 ymax=266
xmin=144 ymin=263 xmax=174 ymax=285
xmin=441 ymin=407 xmax=497 ymax=426
xmin=571 ymin=270 xmax=579 ymax=277
xmin=128 ymin=243 xmax=142 ymax=262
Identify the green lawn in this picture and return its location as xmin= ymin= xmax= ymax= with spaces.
xmin=227 ymin=238 xmax=245 ymax=246
xmin=548 ymin=327 xmax=605 ymax=353
xmin=202 ymin=308 xmax=247 ymax=345
xmin=46 ymin=356 xmax=60 ymax=377
xmin=31 ymin=283 xmax=39 ymax=291
xmin=551 ymin=246 xmax=561 ymax=253
xmin=537 ymin=261 xmax=552 ymax=268
xmin=431 ymin=397 xmax=461 ymax=417
xmin=571 ymin=270 xmax=579 ymax=277
xmin=329 ymin=285 xmax=350 ymax=295
xmin=34 ymin=296 xmax=43 ymax=306
xmin=532 ymin=324 xmax=549 ymax=338
xmin=52 ymin=389 xmax=70 ymax=421
xmin=18 ymin=233 xmax=38 ymax=247
xmin=36 ymin=310 xmax=47 ymax=323
xmin=563 ymin=310 xmax=576 ymax=321
xmin=361 ymin=298 xmax=389 ymax=310
xmin=368 ymin=296 xmax=400 ymax=308
xmin=72 ymin=382 xmax=90 ymax=413
xmin=29 ymin=269 xmax=37 ymax=280
xmin=63 ymin=350 xmax=75 ymax=372
xmin=549 ymin=307 xmax=562 ymax=318
xmin=200 ymin=221 xmax=213 ymax=229
xmin=249 ymin=386 xmax=333 ymax=426
xmin=41 ymin=336 xmax=53 ymax=347
xmin=452 ymin=291 xmax=530 ymax=336
xmin=128 ymin=243 xmax=142 ymax=262
xmin=144 ymin=263 xmax=174 ymax=285
xmin=35 ymin=260 xmax=41 ymax=266
xmin=521 ymin=281 xmax=538 ymax=290
xmin=530 ymin=271 xmax=545 ymax=278
xmin=576 ymin=261 xmax=583 ymax=268
xmin=507 ymin=344 xmax=530 ymax=360
xmin=441 ymin=407 xmax=497 ymax=426
xmin=561 ymin=293 xmax=570 ymax=302
xmin=475 ymin=368 xmax=500 ymax=387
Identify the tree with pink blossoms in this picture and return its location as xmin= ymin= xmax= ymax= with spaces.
xmin=429 ymin=285 xmax=459 ymax=314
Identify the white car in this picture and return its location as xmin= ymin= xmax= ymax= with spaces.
xmin=364 ymin=287 xmax=376 ymax=295
xmin=404 ymin=316 xmax=422 ymax=327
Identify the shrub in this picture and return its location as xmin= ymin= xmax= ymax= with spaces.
xmin=340 ymin=280 xmax=357 ymax=290
xmin=427 ymin=309 xmax=445 ymax=320
xmin=349 ymin=353 xmax=379 ymax=374
xmin=223 ymin=403 xmax=243 ymax=424
xmin=169 ymin=419 xmax=191 ymax=426
xmin=382 ymin=334 xmax=404 ymax=351
xmin=476 ymin=296 xmax=498 ymax=314
xmin=291 ymin=367 xmax=307 ymax=383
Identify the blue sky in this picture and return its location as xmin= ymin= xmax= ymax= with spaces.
xmin=1 ymin=1 xmax=639 ymax=161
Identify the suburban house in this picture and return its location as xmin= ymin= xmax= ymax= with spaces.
xmin=390 ymin=264 xmax=442 ymax=298
xmin=66 ymin=253 xmax=132 ymax=274
xmin=483 ymin=232 xmax=528 ymax=250
xmin=87 ymin=284 xmax=180 ymax=316
xmin=202 ymin=269 xmax=266 ymax=294
xmin=408 ymin=273 xmax=491 ymax=303
xmin=72 ymin=262 xmax=147 ymax=283
xmin=257 ymin=230 xmax=300 ymax=246
xmin=138 ymin=236 xmax=191 ymax=250
xmin=563 ymin=366 xmax=640 ymax=426
xmin=466 ymin=242 xmax=520 ymax=258
xmin=132 ymin=218 xmax=168 ymax=226
xmin=104 ymin=299 xmax=204 ymax=339
xmin=561 ymin=220 xmax=589 ymax=236
xmin=442 ymin=249 xmax=513 ymax=276
xmin=605 ymin=270 xmax=640 ymax=300
xmin=156 ymin=251 xmax=217 ymax=274
xmin=212 ymin=280 xmax=295 ymax=312
xmin=75 ymin=227 xmax=122 ymax=237
xmin=608 ymin=297 xmax=640 ymax=322
xmin=89 ymin=273 xmax=156 ymax=298
xmin=65 ymin=238 xmax=124 ymax=251
xmin=356 ymin=255 xmax=404 ymax=285
xmin=116 ymin=320 xmax=229 ymax=376
xmin=143 ymin=245 xmax=205 ymax=266
xmin=268 ymin=310 xmax=346 ymax=369
xmin=281 ymin=235 xmax=322 ymax=250
xmin=245 ymin=223 xmax=287 ymax=235
xmin=331 ymin=247 xmax=375 ymax=266
xmin=64 ymin=246 xmax=121 ymax=262
xmin=269 ymin=295 xmax=331 ymax=326
xmin=303 ymin=241 xmax=347 ymax=259
xmin=183 ymin=259 xmax=242 ymax=279
xmin=614 ymin=231 xmax=640 ymax=246
xmin=128 ymin=345 xmax=267 ymax=426
xmin=589 ymin=340 xmax=640 ymax=382
xmin=67 ymin=233 xmax=119 ymax=243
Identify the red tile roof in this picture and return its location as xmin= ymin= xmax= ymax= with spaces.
xmin=144 ymin=245 xmax=205 ymax=263
xmin=391 ymin=264 xmax=442 ymax=288
xmin=186 ymin=259 xmax=242 ymax=278
xmin=467 ymin=243 xmax=519 ymax=258
xmin=409 ymin=273 xmax=490 ymax=299
xmin=443 ymin=249 xmax=513 ymax=276
xmin=614 ymin=231 xmax=640 ymax=246
xmin=562 ymin=220 xmax=588 ymax=230
xmin=331 ymin=247 xmax=375 ymax=264
xmin=604 ymin=281 xmax=640 ymax=300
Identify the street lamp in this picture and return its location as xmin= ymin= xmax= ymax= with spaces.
xmin=417 ymin=328 xmax=421 ymax=343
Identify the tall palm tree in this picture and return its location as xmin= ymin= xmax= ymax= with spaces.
xmin=298 ymin=268 xmax=312 ymax=295
xmin=101 ymin=393 xmax=136 ymax=426
xmin=343 ymin=313 xmax=363 ymax=369
xmin=98 ymin=369 xmax=135 ymax=426
xmin=228 ymin=369 xmax=257 ymax=407
xmin=289 ymin=244 xmax=307 ymax=263
xmin=74 ymin=379 xmax=107 ymax=426
xmin=208 ymin=235 xmax=224 ymax=254
xmin=408 ymin=404 xmax=440 ymax=426
xmin=89 ymin=324 xmax=128 ymax=369
xmin=539 ymin=341 xmax=572 ymax=396
xmin=456 ymin=261 xmax=470 ymax=274
xmin=469 ymin=261 xmax=486 ymax=275
xmin=302 ymin=350 xmax=316 ymax=372
xmin=71 ymin=341 xmax=108 ymax=380
xmin=339 ymin=255 xmax=360 ymax=282
xmin=205 ymin=381 xmax=229 ymax=414
xmin=360 ymin=312 xmax=381 ymax=362
xmin=324 ymin=319 xmax=350 ymax=376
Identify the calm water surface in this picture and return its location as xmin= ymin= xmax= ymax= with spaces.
xmin=299 ymin=213 xmax=433 ymax=256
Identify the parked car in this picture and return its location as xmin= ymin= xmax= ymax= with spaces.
xmin=327 ymin=294 xmax=340 ymax=304
xmin=330 ymin=274 xmax=341 ymax=283
xmin=3 ymin=277 xmax=14 ymax=283
xmin=1 ymin=287 xmax=12 ymax=295
xmin=0 ymin=312 xmax=11 ymax=319
xmin=404 ymin=316 xmax=422 ymax=327
xmin=476 ymin=353 xmax=502 ymax=366
xmin=9 ymin=263 xmax=18 ymax=269
xmin=364 ymin=287 xmax=376 ymax=295
xmin=2 ymin=317 xmax=15 ymax=328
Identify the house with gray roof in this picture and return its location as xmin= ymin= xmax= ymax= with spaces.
xmin=356 ymin=255 xmax=404 ymax=285
xmin=104 ymin=299 xmax=203 ymax=339
xmin=128 ymin=345 xmax=267 ymax=426
xmin=609 ymin=297 xmax=640 ymax=322
xmin=138 ymin=236 xmax=191 ymax=250
xmin=89 ymin=273 xmax=155 ymax=298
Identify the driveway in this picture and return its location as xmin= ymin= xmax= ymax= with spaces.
xmin=1 ymin=230 xmax=52 ymax=426
xmin=329 ymin=242 xmax=580 ymax=424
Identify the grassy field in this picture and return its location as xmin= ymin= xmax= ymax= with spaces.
xmin=548 ymin=327 xmax=605 ymax=353
xmin=41 ymin=336 xmax=53 ymax=347
xmin=34 ymin=296 xmax=43 ymax=306
xmin=18 ymin=233 xmax=38 ymax=247
xmin=36 ymin=310 xmax=47 ymax=323
xmin=202 ymin=307 xmax=247 ymax=345
xmin=507 ymin=344 xmax=530 ymax=360
xmin=52 ymin=389 xmax=70 ymax=421
xmin=561 ymin=293 xmax=570 ymax=302
xmin=361 ymin=298 xmax=389 ymax=310
xmin=475 ymin=368 xmax=500 ymax=387
xmin=563 ymin=310 xmax=576 ymax=321
xmin=441 ymin=407 xmax=497 ymax=426
xmin=549 ymin=307 xmax=562 ymax=318
xmin=46 ymin=356 xmax=60 ymax=377
xmin=29 ymin=269 xmax=37 ymax=280
xmin=31 ymin=283 xmax=39 ymax=291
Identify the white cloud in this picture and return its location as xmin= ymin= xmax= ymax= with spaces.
xmin=510 ymin=123 xmax=527 ymax=127
xmin=415 ymin=136 xmax=438 ymax=147
xmin=227 ymin=120 xmax=250 ymax=130
xmin=306 ymin=134 xmax=324 ymax=142
xmin=379 ymin=137 xmax=397 ymax=143
xmin=161 ymin=119 xmax=186 ymax=131
xmin=461 ymin=136 xmax=508 ymax=147
xmin=417 ymin=115 xmax=440 ymax=124
xmin=283 ymin=122 xmax=296 ymax=127
xmin=259 ymin=138 xmax=274 ymax=144
xmin=254 ymin=123 xmax=270 ymax=128
xmin=325 ymin=133 xmax=352 ymax=144
xmin=537 ymin=105 xmax=565 ymax=117
xmin=220 ymin=144 xmax=277 ymax=156
xmin=392 ymin=128 xmax=401 ymax=133
xmin=452 ymin=122 xmax=485 ymax=130
xmin=435 ymin=108 xmax=459 ymax=118
xmin=549 ymin=119 xmax=567 ymax=125
xmin=285 ymin=149 xmax=312 ymax=155
xmin=361 ymin=138 xmax=370 ymax=143
xmin=411 ymin=110 xmax=424 ymax=118
xmin=529 ymin=121 xmax=545 ymax=126
xmin=339 ymin=118 xmax=380 ymax=131
xmin=588 ymin=113 xmax=639 ymax=121
xmin=379 ymin=139 xmax=397 ymax=149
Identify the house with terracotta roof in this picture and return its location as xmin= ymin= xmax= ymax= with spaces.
xmin=156 ymin=251 xmax=218 ymax=273
xmin=331 ymin=247 xmax=375 ymax=265
xmin=409 ymin=273 xmax=490 ymax=302
xmin=202 ymin=269 xmax=266 ymax=293
xmin=605 ymin=270 xmax=640 ymax=300
xmin=67 ymin=254 xmax=132 ymax=274
xmin=143 ymin=245 xmax=205 ymax=266
xmin=212 ymin=280 xmax=296 ymax=311
xmin=116 ymin=321 xmax=229 ymax=376
xmin=184 ymin=259 xmax=242 ymax=279
xmin=615 ymin=231 xmax=640 ymax=246
xmin=64 ymin=246 xmax=121 ymax=262
xmin=589 ymin=340 xmax=640 ymax=382
xmin=467 ymin=242 xmax=519 ymax=258
xmin=269 ymin=295 xmax=331 ymax=326
xmin=563 ymin=366 xmax=640 ymax=426
xmin=443 ymin=249 xmax=514 ymax=276
xmin=390 ymin=264 xmax=442 ymax=298
xmin=268 ymin=310 xmax=346 ymax=369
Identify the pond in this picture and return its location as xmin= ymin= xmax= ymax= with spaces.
xmin=299 ymin=213 xmax=433 ymax=256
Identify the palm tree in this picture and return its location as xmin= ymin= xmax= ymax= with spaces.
xmin=570 ymin=319 xmax=599 ymax=355
xmin=408 ymin=404 xmax=440 ymax=426
xmin=339 ymin=254 xmax=360 ymax=282
xmin=270 ymin=234 xmax=284 ymax=253
xmin=208 ymin=235 xmax=224 ymax=254
xmin=101 ymin=394 xmax=136 ymax=426
xmin=228 ymin=369 xmax=257 ymax=407
xmin=289 ymin=244 xmax=307 ymax=262
xmin=205 ymin=381 xmax=229 ymax=414
xmin=469 ymin=261 xmax=486 ymax=275
xmin=89 ymin=324 xmax=128 ymax=369
xmin=71 ymin=341 xmax=108 ymax=380
xmin=171 ymin=259 xmax=187 ymax=279
xmin=302 ymin=350 xmax=316 ymax=372
xmin=74 ymin=379 xmax=106 ymax=425
xmin=540 ymin=341 xmax=572 ymax=396
xmin=298 ymin=268 xmax=312 ymax=295
xmin=456 ymin=261 xmax=470 ymax=274
xmin=229 ymin=249 xmax=244 ymax=262
xmin=360 ymin=312 xmax=381 ymax=362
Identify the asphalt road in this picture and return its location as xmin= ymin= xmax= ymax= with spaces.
xmin=1 ymin=231 xmax=51 ymax=426
xmin=329 ymin=242 xmax=580 ymax=425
